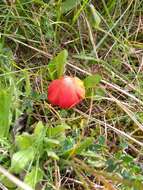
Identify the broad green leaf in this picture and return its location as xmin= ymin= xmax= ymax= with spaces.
xmin=47 ymin=123 xmax=70 ymax=138
xmin=11 ymin=149 xmax=35 ymax=174
xmin=56 ymin=49 xmax=68 ymax=78
xmin=62 ymin=137 xmax=94 ymax=157
xmin=44 ymin=138 xmax=60 ymax=148
xmin=48 ymin=50 xmax=68 ymax=79
xmin=34 ymin=121 xmax=45 ymax=136
xmin=88 ymin=4 xmax=101 ymax=28
xmin=61 ymin=0 xmax=82 ymax=14
xmin=33 ymin=122 xmax=46 ymax=154
xmin=24 ymin=167 xmax=43 ymax=189
xmin=84 ymin=74 xmax=101 ymax=88
xmin=0 ymin=89 xmax=12 ymax=138
xmin=73 ymin=137 xmax=94 ymax=154
xmin=121 ymin=155 xmax=133 ymax=164
xmin=16 ymin=133 xmax=34 ymax=150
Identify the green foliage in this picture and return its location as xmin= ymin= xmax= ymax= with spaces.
xmin=62 ymin=137 xmax=94 ymax=158
xmin=87 ymin=4 xmax=101 ymax=28
xmin=11 ymin=122 xmax=46 ymax=174
xmin=0 ymin=89 xmax=12 ymax=138
xmin=48 ymin=50 xmax=68 ymax=80
xmin=24 ymin=167 xmax=43 ymax=189
xmin=0 ymin=45 xmax=14 ymax=73
xmin=61 ymin=0 xmax=82 ymax=14
xmin=24 ymin=71 xmax=31 ymax=97
xmin=0 ymin=174 xmax=16 ymax=188
xmin=47 ymin=151 xmax=59 ymax=160
xmin=84 ymin=74 xmax=101 ymax=88
xmin=47 ymin=123 xmax=70 ymax=138
xmin=11 ymin=121 xmax=96 ymax=176
xmin=16 ymin=133 xmax=34 ymax=150
xmin=34 ymin=121 xmax=46 ymax=136
xmin=0 ymin=1 xmax=143 ymax=189
xmin=11 ymin=148 xmax=35 ymax=174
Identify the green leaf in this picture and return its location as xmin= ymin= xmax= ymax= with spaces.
xmin=61 ymin=0 xmax=82 ymax=14
xmin=47 ymin=63 xmax=57 ymax=80
xmin=122 ymin=155 xmax=133 ymax=164
xmin=34 ymin=121 xmax=46 ymax=136
xmin=95 ymin=87 xmax=105 ymax=97
xmin=33 ymin=121 xmax=46 ymax=154
xmin=16 ymin=133 xmax=34 ymax=150
xmin=44 ymin=138 xmax=60 ymax=148
xmin=62 ymin=137 xmax=94 ymax=157
xmin=98 ymin=135 xmax=105 ymax=145
xmin=24 ymin=167 xmax=43 ymax=189
xmin=48 ymin=49 xmax=68 ymax=79
xmin=47 ymin=151 xmax=59 ymax=160
xmin=106 ymin=159 xmax=117 ymax=172
xmin=88 ymin=4 xmax=101 ymax=28
xmin=56 ymin=49 xmax=68 ymax=78
xmin=0 ymin=89 xmax=12 ymax=138
xmin=74 ymin=137 xmax=94 ymax=154
xmin=47 ymin=123 xmax=70 ymax=138
xmin=84 ymin=74 xmax=101 ymax=88
xmin=11 ymin=149 xmax=35 ymax=174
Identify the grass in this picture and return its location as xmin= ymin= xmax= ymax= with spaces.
xmin=0 ymin=0 xmax=143 ymax=189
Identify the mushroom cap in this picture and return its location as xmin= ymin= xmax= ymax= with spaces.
xmin=48 ymin=76 xmax=85 ymax=109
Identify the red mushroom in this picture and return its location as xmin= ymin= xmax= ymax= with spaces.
xmin=48 ymin=76 xmax=85 ymax=109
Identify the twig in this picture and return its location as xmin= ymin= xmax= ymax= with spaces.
xmin=0 ymin=183 xmax=8 ymax=190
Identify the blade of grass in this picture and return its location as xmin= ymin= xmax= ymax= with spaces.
xmin=0 ymin=89 xmax=12 ymax=138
